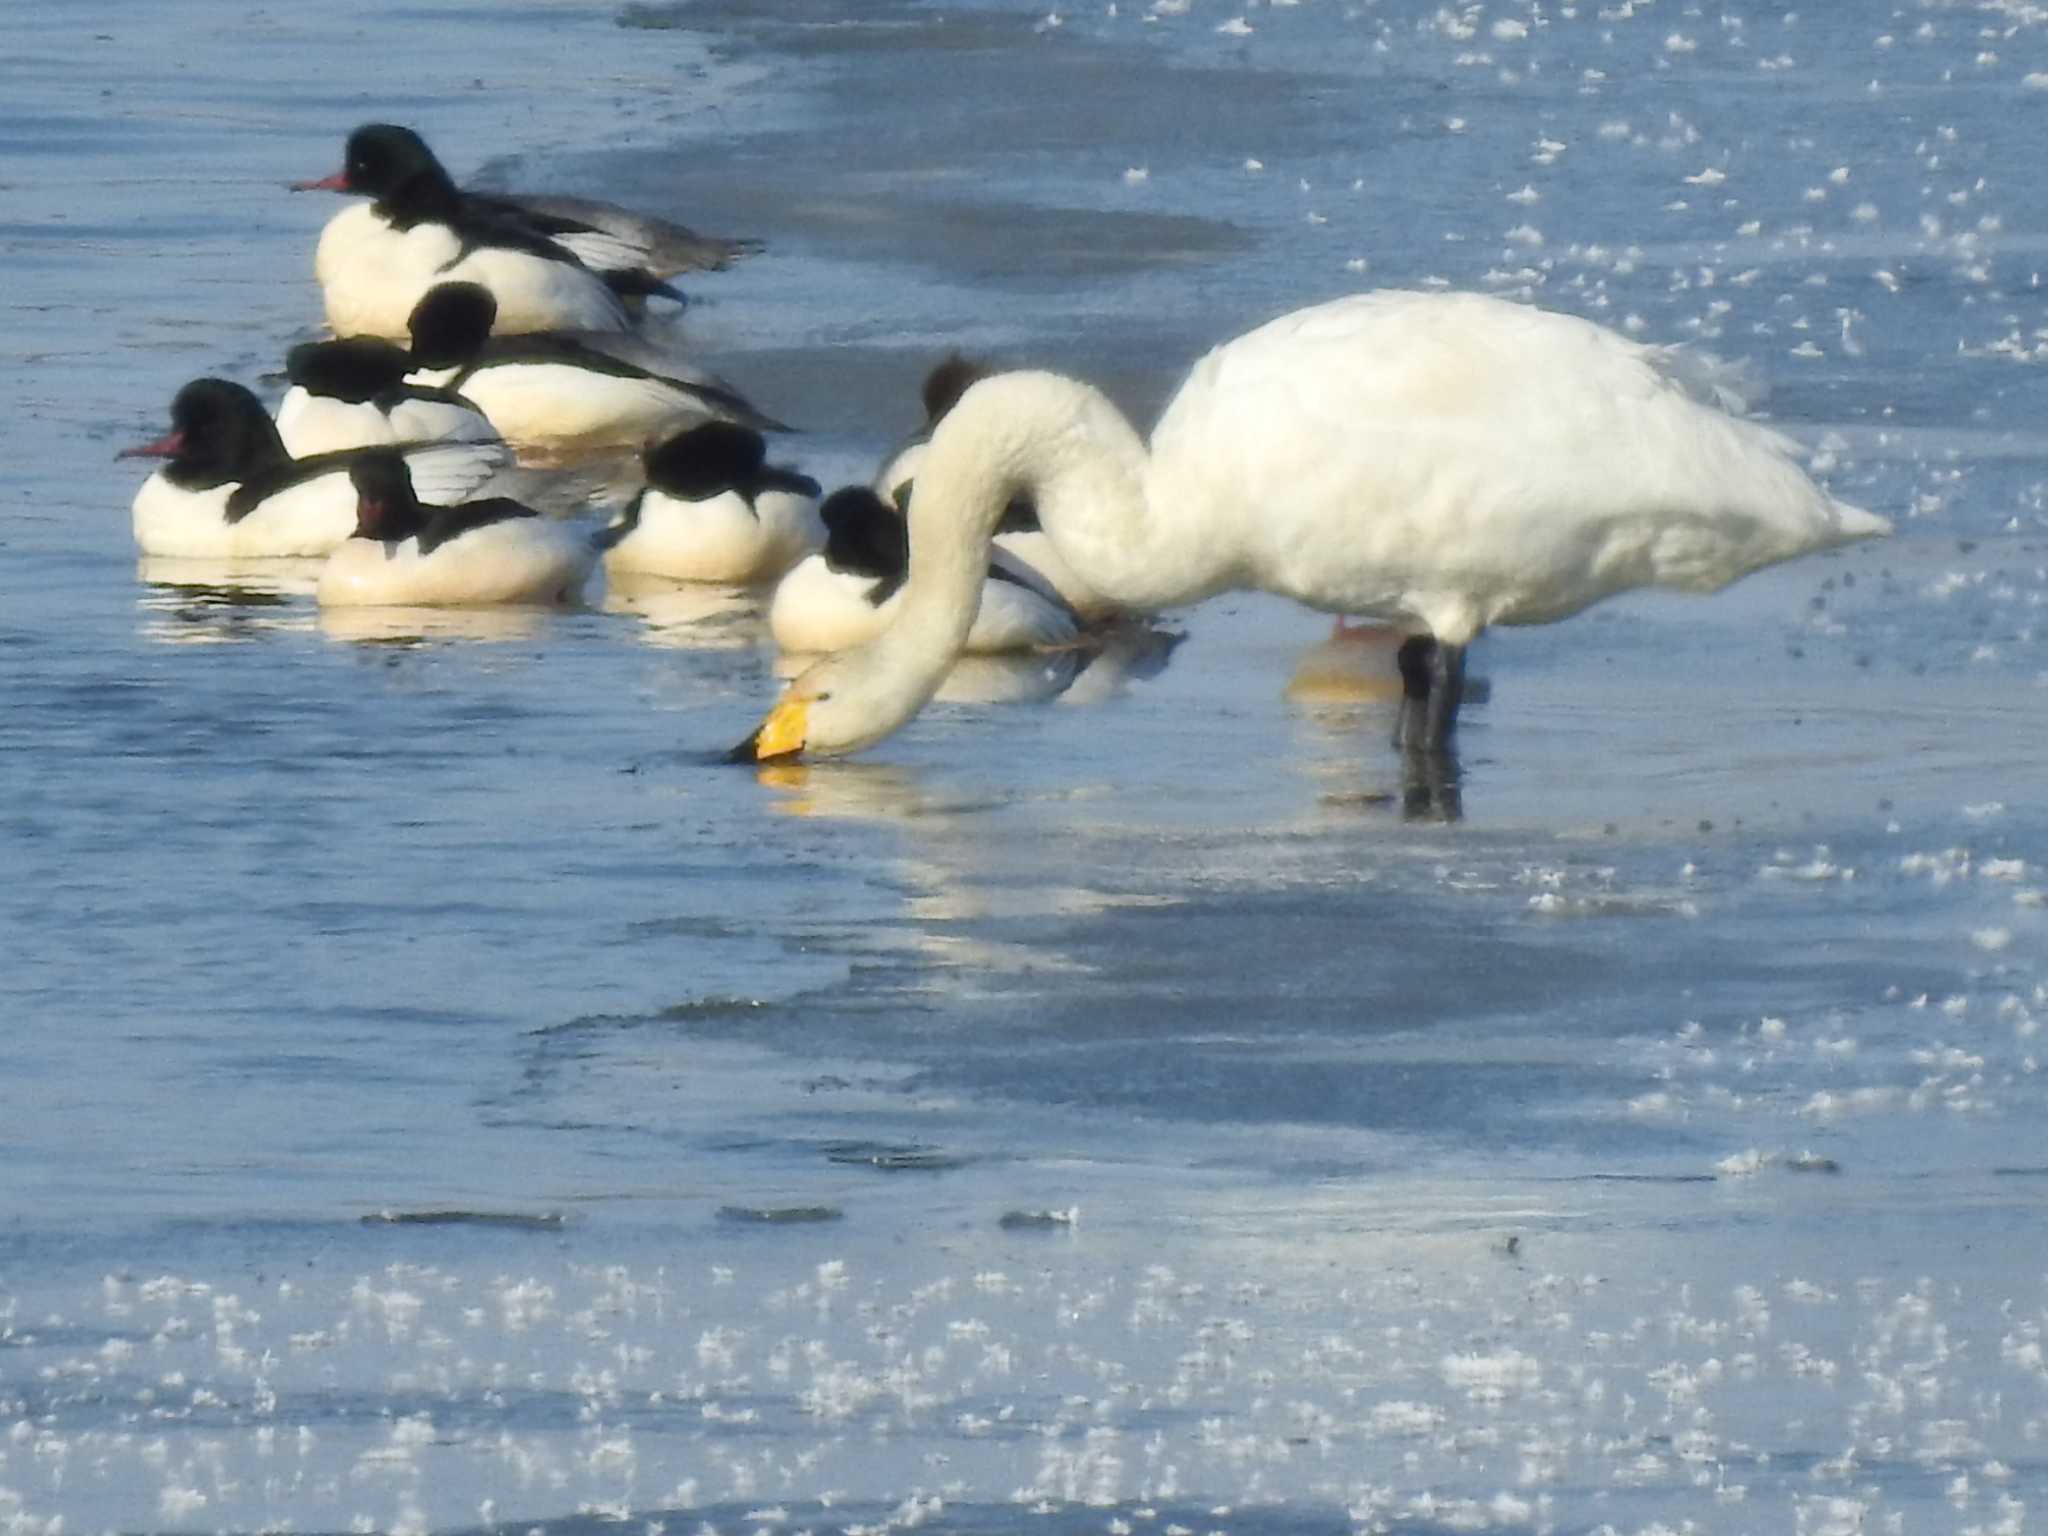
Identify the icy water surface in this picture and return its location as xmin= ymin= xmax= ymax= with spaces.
xmin=3 ymin=1 xmax=2046 ymax=1532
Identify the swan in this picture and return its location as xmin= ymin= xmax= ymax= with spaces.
xmin=316 ymin=452 xmax=614 ymax=607
xmin=604 ymin=421 xmax=823 ymax=583
xmin=733 ymin=289 xmax=1891 ymax=762
xmin=768 ymin=487 xmax=1078 ymax=656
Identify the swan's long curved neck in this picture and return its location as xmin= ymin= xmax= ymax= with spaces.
xmin=861 ymin=374 xmax=1168 ymax=710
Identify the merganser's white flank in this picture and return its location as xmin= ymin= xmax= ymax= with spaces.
xmin=124 ymin=379 xmax=510 ymax=560
xmin=604 ymin=422 xmax=823 ymax=583
xmin=273 ymin=319 xmax=499 ymax=457
xmin=736 ymin=290 xmax=1890 ymax=762
xmin=316 ymin=452 xmax=613 ymax=607
xmin=767 ymin=487 xmax=1078 ymax=657
xmin=394 ymin=282 xmax=787 ymax=453
xmin=276 ymin=384 xmax=497 ymax=458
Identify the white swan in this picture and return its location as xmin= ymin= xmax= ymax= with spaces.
xmin=734 ymin=290 xmax=1891 ymax=762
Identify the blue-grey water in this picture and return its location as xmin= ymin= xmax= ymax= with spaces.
xmin=3 ymin=1 xmax=2045 ymax=1532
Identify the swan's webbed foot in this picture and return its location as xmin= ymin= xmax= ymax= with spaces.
xmin=1392 ymin=635 xmax=1466 ymax=753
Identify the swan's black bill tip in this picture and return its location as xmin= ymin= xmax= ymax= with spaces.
xmin=726 ymin=730 xmax=803 ymax=766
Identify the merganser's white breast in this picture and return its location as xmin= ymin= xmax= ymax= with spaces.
xmin=318 ymin=515 xmax=604 ymax=607
xmin=605 ymin=485 xmax=823 ymax=584
xmin=313 ymin=203 xmax=628 ymax=340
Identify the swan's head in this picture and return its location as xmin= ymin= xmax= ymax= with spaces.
xmin=728 ymin=645 xmax=937 ymax=764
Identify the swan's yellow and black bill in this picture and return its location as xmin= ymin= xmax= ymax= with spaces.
xmin=727 ymin=696 xmax=809 ymax=764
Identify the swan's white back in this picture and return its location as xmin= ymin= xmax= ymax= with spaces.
xmin=1137 ymin=290 xmax=1886 ymax=642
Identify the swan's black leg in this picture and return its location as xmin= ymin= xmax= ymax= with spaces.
xmin=1422 ymin=640 xmax=1467 ymax=750
xmin=1393 ymin=635 xmax=1436 ymax=750
xmin=1402 ymin=745 xmax=1463 ymax=822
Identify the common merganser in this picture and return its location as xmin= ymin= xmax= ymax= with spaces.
xmin=398 ymin=281 xmax=788 ymax=453
xmin=294 ymin=124 xmax=665 ymax=337
xmin=123 ymin=378 xmax=510 ymax=559
xmin=316 ymin=451 xmax=616 ymax=607
xmin=605 ymin=421 xmax=822 ymax=583
xmin=274 ymin=288 xmax=499 ymax=457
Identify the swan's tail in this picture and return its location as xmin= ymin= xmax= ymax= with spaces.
xmin=1831 ymin=500 xmax=1893 ymax=542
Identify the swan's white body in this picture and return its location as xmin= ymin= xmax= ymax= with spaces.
xmin=408 ymin=358 xmax=734 ymax=452
xmin=314 ymin=203 xmax=629 ymax=339
xmin=768 ymin=554 xmax=1077 ymax=657
xmin=317 ymin=518 xmax=604 ymax=607
xmin=746 ymin=290 xmax=1890 ymax=759
xmin=274 ymin=384 xmax=499 ymax=457
xmin=605 ymin=485 xmax=823 ymax=584
xmin=130 ymin=440 xmax=509 ymax=560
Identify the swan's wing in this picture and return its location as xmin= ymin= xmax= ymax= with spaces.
xmin=1152 ymin=291 xmax=1875 ymax=631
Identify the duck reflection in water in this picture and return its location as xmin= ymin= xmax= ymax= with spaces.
xmin=135 ymin=557 xmax=321 ymax=644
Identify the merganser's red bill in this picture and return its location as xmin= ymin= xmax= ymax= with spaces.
xmin=116 ymin=431 xmax=184 ymax=460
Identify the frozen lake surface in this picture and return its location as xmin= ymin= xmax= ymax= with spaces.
xmin=1 ymin=1 xmax=2045 ymax=1531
